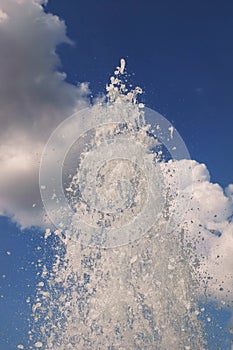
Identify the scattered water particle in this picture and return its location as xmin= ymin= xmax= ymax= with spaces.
xmin=65 ymin=187 xmax=73 ymax=192
xmin=130 ymin=255 xmax=138 ymax=264
xmin=168 ymin=264 xmax=175 ymax=271
xmin=37 ymin=281 xmax=44 ymax=287
xmin=168 ymin=126 xmax=174 ymax=139
xmin=119 ymin=58 xmax=126 ymax=74
xmin=34 ymin=342 xmax=43 ymax=348
xmin=44 ymin=228 xmax=51 ymax=239
xmin=32 ymin=303 xmax=42 ymax=313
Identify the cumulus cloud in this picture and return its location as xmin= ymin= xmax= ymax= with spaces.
xmin=166 ymin=160 xmax=233 ymax=301
xmin=0 ymin=0 xmax=89 ymax=226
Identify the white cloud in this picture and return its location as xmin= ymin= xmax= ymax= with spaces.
xmin=226 ymin=184 xmax=233 ymax=201
xmin=166 ymin=160 xmax=233 ymax=301
xmin=0 ymin=0 xmax=89 ymax=227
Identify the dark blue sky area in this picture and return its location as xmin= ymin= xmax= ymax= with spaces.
xmin=45 ymin=0 xmax=233 ymax=187
xmin=0 ymin=218 xmax=44 ymax=349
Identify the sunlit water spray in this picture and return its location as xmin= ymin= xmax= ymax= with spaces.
xmin=27 ymin=59 xmax=208 ymax=349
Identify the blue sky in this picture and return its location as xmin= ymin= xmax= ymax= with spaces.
xmin=0 ymin=0 xmax=233 ymax=349
xmin=45 ymin=0 xmax=233 ymax=187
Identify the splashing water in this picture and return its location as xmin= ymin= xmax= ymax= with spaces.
xmin=29 ymin=59 xmax=207 ymax=349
